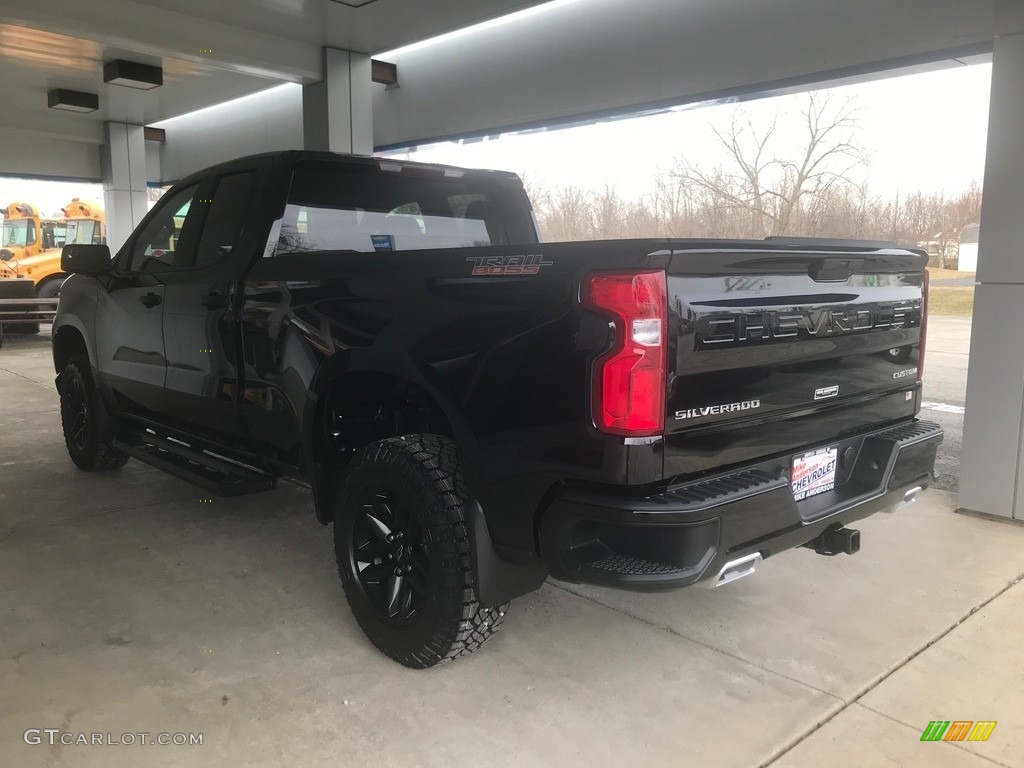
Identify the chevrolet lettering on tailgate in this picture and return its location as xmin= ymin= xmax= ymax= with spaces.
xmin=696 ymin=301 xmax=921 ymax=347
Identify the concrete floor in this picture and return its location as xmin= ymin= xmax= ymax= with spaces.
xmin=2 ymin=330 xmax=1022 ymax=768
xmin=920 ymin=316 xmax=970 ymax=494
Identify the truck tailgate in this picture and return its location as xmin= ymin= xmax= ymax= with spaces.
xmin=663 ymin=245 xmax=927 ymax=478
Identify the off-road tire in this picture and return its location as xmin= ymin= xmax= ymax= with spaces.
xmin=59 ymin=355 xmax=129 ymax=471
xmin=334 ymin=434 xmax=509 ymax=668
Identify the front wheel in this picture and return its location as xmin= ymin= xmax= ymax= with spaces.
xmin=334 ymin=434 xmax=508 ymax=668
xmin=37 ymin=277 xmax=65 ymax=300
xmin=59 ymin=355 xmax=129 ymax=471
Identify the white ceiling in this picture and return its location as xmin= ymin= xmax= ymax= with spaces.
xmin=0 ymin=0 xmax=551 ymax=146
xmin=0 ymin=25 xmax=276 ymax=144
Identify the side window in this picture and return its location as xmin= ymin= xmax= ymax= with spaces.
xmin=194 ymin=171 xmax=258 ymax=268
xmin=129 ymin=184 xmax=201 ymax=272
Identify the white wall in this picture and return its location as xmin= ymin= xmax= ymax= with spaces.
xmin=0 ymin=134 xmax=101 ymax=181
xmin=145 ymin=141 xmax=162 ymax=187
xmin=156 ymin=85 xmax=304 ymax=182
xmin=959 ymin=10 xmax=1024 ymax=520
xmin=373 ymin=0 xmax=996 ymax=148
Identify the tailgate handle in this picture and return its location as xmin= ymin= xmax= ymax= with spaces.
xmin=809 ymin=259 xmax=858 ymax=282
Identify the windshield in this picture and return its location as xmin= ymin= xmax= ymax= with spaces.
xmin=2 ymin=219 xmax=36 ymax=248
xmin=65 ymin=219 xmax=101 ymax=245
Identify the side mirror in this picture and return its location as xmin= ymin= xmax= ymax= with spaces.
xmin=61 ymin=244 xmax=112 ymax=275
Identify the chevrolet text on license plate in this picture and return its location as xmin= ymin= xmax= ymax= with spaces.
xmin=791 ymin=446 xmax=838 ymax=501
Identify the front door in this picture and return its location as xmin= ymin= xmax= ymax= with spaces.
xmin=93 ymin=273 xmax=166 ymax=418
xmin=95 ymin=183 xmax=204 ymax=419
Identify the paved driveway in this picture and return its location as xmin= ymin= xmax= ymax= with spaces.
xmin=2 ymin=329 xmax=1020 ymax=768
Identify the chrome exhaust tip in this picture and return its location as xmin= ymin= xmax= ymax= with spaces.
xmin=710 ymin=552 xmax=762 ymax=588
xmin=886 ymin=485 xmax=924 ymax=513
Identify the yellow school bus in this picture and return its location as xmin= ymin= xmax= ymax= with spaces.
xmin=1 ymin=202 xmax=47 ymax=262
xmin=2 ymin=199 xmax=105 ymax=298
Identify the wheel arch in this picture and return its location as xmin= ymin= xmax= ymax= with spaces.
xmin=304 ymin=352 xmax=545 ymax=605
xmin=304 ymin=349 xmax=478 ymax=525
xmin=52 ymin=320 xmax=92 ymax=377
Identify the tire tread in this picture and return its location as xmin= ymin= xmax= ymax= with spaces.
xmin=335 ymin=434 xmax=509 ymax=667
xmin=60 ymin=355 xmax=129 ymax=471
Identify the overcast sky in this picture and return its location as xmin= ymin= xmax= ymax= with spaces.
xmin=0 ymin=61 xmax=992 ymax=218
xmin=387 ymin=62 xmax=993 ymax=203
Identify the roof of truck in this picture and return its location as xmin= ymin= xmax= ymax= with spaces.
xmin=169 ymin=150 xmax=523 ymax=188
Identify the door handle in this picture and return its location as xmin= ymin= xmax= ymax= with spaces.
xmin=200 ymin=292 xmax=228 ymax=310
xmin=139 ymin=292 xmax=162 ymax=308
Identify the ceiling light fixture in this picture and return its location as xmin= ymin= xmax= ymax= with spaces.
xmin=47 ymin=88 xmax=99 ymax=113
xmin=103 ymin=59 xmax=163 ymax=90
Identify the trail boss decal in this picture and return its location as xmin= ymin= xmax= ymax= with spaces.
xmin=675 ymin=399 xmax=761 ymax=420
xmin=467 ymin=254 xmax=553 ymax=276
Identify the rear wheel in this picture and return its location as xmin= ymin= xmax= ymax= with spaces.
xmin=59 ymin=355 xmax=129 ymax=471
xmin=334 ymin=434 xmax=508 ymax=668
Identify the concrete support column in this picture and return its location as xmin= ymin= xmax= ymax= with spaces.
xmin=302 ymin=47 xmax=373 ymax=154
xmin=101 ymin=122 xmax=148 ymax=252
xmin=959 ymin=8 xmax=1024 ymax=520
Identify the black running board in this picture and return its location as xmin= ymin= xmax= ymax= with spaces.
xmin=114 ymin=431 xmax=276 ymax=497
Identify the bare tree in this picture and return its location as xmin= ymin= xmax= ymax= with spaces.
xmin=519 ymin=171 xmax=551 ymax=226
xmin=671 ymin=93 xmax=866 ymax=237
xmin=543 ymin=186 xmax=593 ymax=242
xmin=524 ymin=92 xmax=982 ymax=250
xmin=591 ymin=184 xmax=626 ymax=239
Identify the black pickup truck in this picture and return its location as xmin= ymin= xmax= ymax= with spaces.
xmin=52 ymin=151 xmax=942 ymax=667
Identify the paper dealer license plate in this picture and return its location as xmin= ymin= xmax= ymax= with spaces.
xmin=791 ymin=446 xmax=838 ymax=501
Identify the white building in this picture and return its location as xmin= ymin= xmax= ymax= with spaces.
xmin=959 ymin=222 xmax=980 ymax=271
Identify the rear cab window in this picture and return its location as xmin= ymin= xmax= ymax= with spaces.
xmin=272 ymin=159 xmax=537 ymax=256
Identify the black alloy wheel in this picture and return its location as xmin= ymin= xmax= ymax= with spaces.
xmin=59 ymin=355 xmax=130 ymax=471
xmin=348 ymin=486 xmax=431 ymax=625
xmin=334 ymin=434 xmax=509 ymax=668
xmin=65 ymin=372 xmax=89 ymax=452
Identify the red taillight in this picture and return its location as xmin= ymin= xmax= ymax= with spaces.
xmin=583 ymin=270 xmax=667 ymax=436
xmin=919 ymin=269 xmax=929 ymax=380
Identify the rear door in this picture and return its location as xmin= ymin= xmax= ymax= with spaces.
xmin=160 ymin=166 xmax=262 ymax=444
xmin=663 ymin=245 xmax=927 ymax=478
